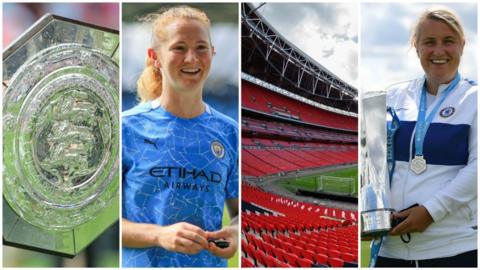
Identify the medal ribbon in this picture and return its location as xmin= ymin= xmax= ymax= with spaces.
xmin=369 ymin=238 xmax=383 ymax=267
xmin=414 ymin=73 xmax=460 ymax=158
xmin=387 ymin=107 xmax=400 ymax=185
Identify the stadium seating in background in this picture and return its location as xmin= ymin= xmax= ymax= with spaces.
xmin=242 ymin=141 xmax=357 ymax=177
xmin=241 ymin=184 xmax=358 ymax=268
xmin=242 ymin=80 xmax=357 ymax=131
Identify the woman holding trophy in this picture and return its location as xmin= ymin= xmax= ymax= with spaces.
xmin=378 ymin=7 xmax=477 ymax=267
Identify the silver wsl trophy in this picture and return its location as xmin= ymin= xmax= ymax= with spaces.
xmin=3 ymin=14 xmax=119 ymax=257
xmin=360 ymin=92 xmax=393 ymax=237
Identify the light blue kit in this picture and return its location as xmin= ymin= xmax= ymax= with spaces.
xmin=122 ymin=101 xmax=238 ymax=267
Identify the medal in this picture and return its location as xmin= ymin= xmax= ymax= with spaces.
xmin=410 ymin=155 xmax=427 ymax=175
xmin=412 ymin=73 xmax=460 ymax=174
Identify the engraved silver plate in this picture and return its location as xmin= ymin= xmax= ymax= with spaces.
xmin=411 ymin=155 xmax=427 ymax=175
xmin=3 ymin=14 xmax=119 ymax=257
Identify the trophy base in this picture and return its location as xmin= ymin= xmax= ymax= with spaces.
xmin=361 ymin=208 xmax=393 ymax=238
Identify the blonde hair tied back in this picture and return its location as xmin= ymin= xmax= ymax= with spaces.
xmin=136 ymin=5 xmax=211 ymax=102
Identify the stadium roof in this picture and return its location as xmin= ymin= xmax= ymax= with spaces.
xmin=242 ymin=3 xmax=358 ymax=113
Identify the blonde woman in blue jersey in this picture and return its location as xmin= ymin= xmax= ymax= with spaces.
xmin=378 ymin=8 xmax=477 ymax=267
xmin=122 ymin=6 xmax=238 ymax=267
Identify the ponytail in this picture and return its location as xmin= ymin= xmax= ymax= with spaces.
xmin=137 ymin=55 xmax=162 ymax=102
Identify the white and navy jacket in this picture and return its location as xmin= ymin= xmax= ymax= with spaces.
xmin=381 ymin=77 xmax=477 ymax=260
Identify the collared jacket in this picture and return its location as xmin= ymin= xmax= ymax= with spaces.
xmin=381 ymin=77 xmax=477 ymax=260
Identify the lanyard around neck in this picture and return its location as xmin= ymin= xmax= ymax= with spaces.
xmin=414 ymin=73 xmax=460 ymax=157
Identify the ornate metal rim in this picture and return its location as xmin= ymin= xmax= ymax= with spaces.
xmin=3 ymin=43 xmax=119 ymax=231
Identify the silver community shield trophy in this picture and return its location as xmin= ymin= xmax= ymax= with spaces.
xmin=360 ymin=92 xmax=393 ymax=237
xmin=3 ymin=14 xmax=119 ymax=257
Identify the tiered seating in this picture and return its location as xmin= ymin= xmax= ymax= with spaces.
xmin=241 ymin=185 xmax=358 ymax=268
xmin=243 ymin=117 xmax=356 ymax=143
xmin=243 ymin=80 xmax=357 ymax=131
xmin=242 ymin=142 xmax=358 ymax=177
xmin=241 ymin=185 xmax=357 ymax=222
xmin=242 ymin=149 xmax=279 ymax=176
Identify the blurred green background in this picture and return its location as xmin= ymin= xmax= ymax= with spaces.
xmin=223 ymin=204 xmax=239 ymax=267
xmin=361 ymin=240 xmax=370 ymax=267
xmin=123 ymin=3 xmax=237 ymax=23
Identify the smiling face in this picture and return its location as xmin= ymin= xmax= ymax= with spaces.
xmin=156 ymin=18 xmax=214 ymax=93
xmin=416 ymin=18 xmax=464 ymax=86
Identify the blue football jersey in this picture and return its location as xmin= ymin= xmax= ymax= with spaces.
xmin=122 ymin=101 xmax=238 ymax=267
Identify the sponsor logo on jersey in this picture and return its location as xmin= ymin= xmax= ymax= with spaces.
xmin=439 ymin=107 xmax=455 ymax=118
xmin=150 ymin=166 xmax=222 ymax=183
xmin=211 ymin=140 xmax=225 ymax=159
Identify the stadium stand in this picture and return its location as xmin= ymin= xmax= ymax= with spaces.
xmin=241 ymin=3 xmax=358 ymax=268
xmin=243 ymin=81 xmax=357 ymax=131
xmin=241 ymin=185 xmax=358 ymax=268
xmin=242 ymin=117 xmax=356 ymax=143
xmin=242 ymin=145 xmax=357 ymax=177
xmin=241 ymin=82 xmax=357 ymax=178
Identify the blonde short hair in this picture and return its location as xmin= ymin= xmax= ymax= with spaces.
xmin=410 ymin=7 xmax=465 ymax=48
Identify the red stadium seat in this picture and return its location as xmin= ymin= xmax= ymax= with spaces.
xmin=284 ymin=252 xmax=300 ymax=267
xmin=328 ymin=243 xmax=340 ymax=251
xmin=329 ymin=257 xmax=344 ymax=268
xmin=341 ymin=252 xmax=355 ymax=262
xmin=273 ymin=247 xmax=286 ymax=263
xmin=328 ymin=249 xmax=341 ymax=259
xmin=263 ymin=242 xmax=275 ymax=257
xmin=302 ymin=249 xmax=316 ymax=261
xmin=253 ymin=249 xmax=267 ymax=267
xmin=261 ymin=233 xmax=273 ymax=245
xmin=290 ymin=245 xmax=304 ymax=258
xmin=306 ymin=243 xmax=317 ymax=251
xmin=296 ymin=240 xmax=307 ymax=249
xmin=241 ymin=239 xmax=248 ymax=257
xmin=246 ymin=233 xmax=256 ymax=245
xmin=253 ymin=237 xmax=265 ymax=251
xmin=276 ymin=260 xmax=292 ymax=268
xmin=241 ymin=257 xmax=255 ymax=268
xmin=297 ymin=257 xmax=314 ymax=267
xmin=338 ymin=245 xmax=352 ymax=254
xmin=245 ymin=244 xmax=256 ymax=259
xmin=314 ymin=254 xmax=329 ymax=265
xmin=263 ymin=254 xmax=278 ymax=267
xmin=315 ymin=246 xmax=328 ymax=255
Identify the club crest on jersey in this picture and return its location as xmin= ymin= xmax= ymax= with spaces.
xmin=439 ymin=107 xmax=455 ymax=118
xmin=211 ymin=141 xmax=225 ymax=159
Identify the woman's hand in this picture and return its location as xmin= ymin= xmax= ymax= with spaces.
xmin=389 ymin=205 xmax=434 ymax=235
xmin=205 ymin=225 xmax=238 ymax=259
xmin=157 ymin=222 xmax=209 ymax=254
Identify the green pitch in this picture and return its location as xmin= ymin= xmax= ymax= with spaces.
xmin=279 ymin=167 xmax=358 ymax=196
xmin=361 ymin=240 xmax=370 ymax=267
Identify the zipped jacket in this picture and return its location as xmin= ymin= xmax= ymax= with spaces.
xmin=381 ymin=77 xmax=477 ymax=260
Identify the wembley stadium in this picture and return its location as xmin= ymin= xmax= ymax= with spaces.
xmin=240 ymin=3 xmax=358 ymax=268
